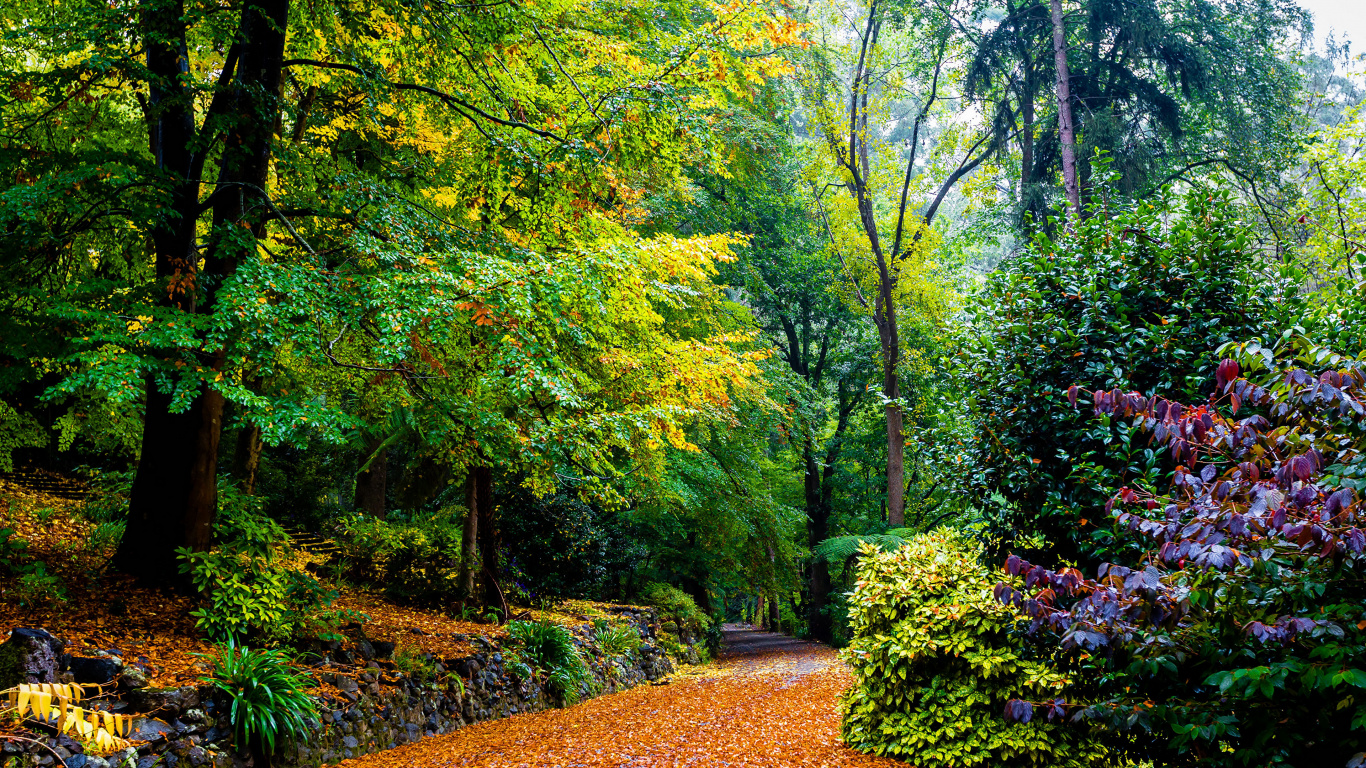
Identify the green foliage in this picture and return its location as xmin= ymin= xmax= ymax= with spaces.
xmin=200 ymin=643 xmax=317 ymax=757
xmin=178 ymin=486 xmax=355 ymax=644
xmin=332 ymin=513 xmax=464 ymax=606
xmin=390 ymin=646 xmax=438 ymax=682
xmin=640 ymin=582 xmax=712 ymax=637
xmin=0 ymin=527 xmax=28 ymax=572
xmin=812 ymin=529 xmax=918 ymax=564
xmin=506 ymin=620 xmax=594 ymax=705
xmin=11 ymin=562 xmax=66 ymax=610
xmin=0 ymin=401 xmax=45 ymax=473
xmin=963 ymin=182 xmax=1287 ymax=566
xmin=592 ymin=622 xmax=642 ymax=659
xmin=840 ymin=529 xmax=1110 ymax=767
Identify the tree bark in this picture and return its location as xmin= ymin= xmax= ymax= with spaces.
xmin=116 ymin=0 xmax=290 ymax=585
xmin=768 ymin=595 xmax=781 ymax=633
xmin=473 ymin=466 xmax=505 ymax=620
xmin=1051 ymin=0 xmax=1081 ymax=222
xmin=755 ymin=592 xmax=766 ymax=630
xmin=115 ymin=0 xmax=213 ymax=585
xmin=232 ymin=421 xmax=262 ymax=495
xmin=459 ymin=472 xmax=479 ymax=602
xmin=804 ymin=447 xmax=833 ymax=643
xmin=354 ymin=438 xmax=387 ymax=515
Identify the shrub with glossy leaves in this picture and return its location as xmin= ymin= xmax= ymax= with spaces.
xmin=998 ymin=337 xmax=1366 ymax=765
xmin=963 ymin=185 xmax=1287 ymax=567
xmin=839 ymin=529 xmax=1111 ymax=767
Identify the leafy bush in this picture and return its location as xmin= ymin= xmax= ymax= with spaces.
xmin=12 ymin=562 xmax=66 ymax=610
xmin=179 ymin=487 xmax=353 ymax=644
xmin=963 ymin=186 xmax=1287 ymax=566
xmin=593 ymin=622 xmax=642 ymax=658
xmin=391 ymin=646 xmax=438 ymax=682
xmin=840 ymin=529 xmax=1110 ymax=767
xmin=332 ymin=512 xmax=464 ymax=605
xmin=200 ymin=642 xmax=317 ymax=758
xmin=640 ymin=582 xmax=711 ymax=638
xmin=500 ymin=489 xmax=645 ymax=604
xmin=999 ymin=338 xmax=1366 ymax=765
xmin=506 ymin=620 xmax=594 ymax=705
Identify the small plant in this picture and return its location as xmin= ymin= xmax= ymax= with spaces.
xmin=200 ymin=642 xmax=317 ymax=760
xmin=11 ymin=563 xmax=66 ymax=610
xmin=593 ymin=623 xmax=641 ymax=658
xmin=87 ymin=521 xmax=125 ymax=555
xmin=507 ymin=620 xmax=594 ymax=704
xmin=391 ymin=646 xmax=437 ymax=681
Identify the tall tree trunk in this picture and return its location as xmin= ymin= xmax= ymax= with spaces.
xmin=354 ymin=438 xmax=387 ymax=515
xmin=877 ymin=304 xmax=905 ymax=526
xmin=1050 ymin=0 xmax=1081 ymax=222
xmin=115 ymin=0 xmax=212 ymax=584
xmin=473 ymin=466 xmax=506 ymax=620
xmin=768 ymin=596 xmax=781 ymax=633
xmin=804 ymin=446 xmax=833 ymax=643
xmin=232 ymin=421 xmax=262 ymax=495
xmin=459 ymin=471 xmax=478 ymax=602
xmin=755 ymin=592 xmax=766 ymax=630
xmin=117 ymin=0 xmax=290 ymax=584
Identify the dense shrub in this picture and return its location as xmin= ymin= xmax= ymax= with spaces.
xmin=963 ymin=187 xmax=1287 ymax=566
xmin=840 ymin=529 xmax=1110 ymax=767
xmin=500 ymin=489 xmax=644 ymax=604
xmin=999 ymin=338 xmax=1366 ymax=765
xmin=506 ymin=620 xmax=595 ymax=704
xmin=640 ymin=581 xmax=712 ymax=638
xmin=178 ymin=485 xmax=356 ymax=644
xmin=332 ymin=511 xmax=464 ymax=605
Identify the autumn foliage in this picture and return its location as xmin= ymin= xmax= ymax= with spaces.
xmin=998 ymin=338 xmax=1366 ymax=765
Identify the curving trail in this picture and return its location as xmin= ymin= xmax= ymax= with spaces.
xmin=336 ymin=624 xmax=899 ymax=768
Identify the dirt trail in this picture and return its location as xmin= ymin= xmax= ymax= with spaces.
xmin=336 ymin=624 xmax=898 ymax=767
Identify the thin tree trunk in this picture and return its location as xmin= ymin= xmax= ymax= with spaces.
xmin=459 ymin=472 xmax=478 ymax=602
xmin=804 ymin=446 xmax=833 ymax=643
xmin=1051 ymin=0 xmax=1081 ymax=222
xmin=232 ymin=421 xmax=262 ymax=495
xmin=755 ymin=592 xmax=766 ymax=630
xmin=473 ymin=466 xmax=505 ymax=621
xmin=354 ymin=438 xmax=387 ymax=515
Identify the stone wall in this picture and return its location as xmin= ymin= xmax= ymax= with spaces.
xmin=0 ymin=607 xmax=681 ymax=768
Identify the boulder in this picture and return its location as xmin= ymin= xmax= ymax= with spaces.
xmin=0 ymin=628 xmax=65 ymax=689
xmin=69 ymin=656 xmax=122 ymax=684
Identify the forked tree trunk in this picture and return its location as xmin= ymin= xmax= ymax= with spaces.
xmin=1051 ymin=0 xmax=1081 ymax=222
xmin=116 ymin=0 xmax=290 ymax=585
xmin=233 ymin=421 xmax=263 ymax=495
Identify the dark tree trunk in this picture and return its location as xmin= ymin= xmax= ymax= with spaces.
xmin=804 ymin=447 xmax=833 ymax=643
xmin=117 ymin=0 xmax=290 ymax=585
xmin=473 ymin=466 xmax=506 ymax=620
xmin=114 ymin=0 xmax=212 ymax=584
xmin=768 ymin=595 xmax=781 ymax=633
xmin=397 ymin=454 xmax=449 ymax=509
xmin=459 ymin=472 xmax=478 ymax=602
xmin=354 ymin=439 xmax=387 ymax=515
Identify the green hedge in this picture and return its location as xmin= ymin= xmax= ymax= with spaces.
xmin=840 ymin=529 xmax=1110 ymax=767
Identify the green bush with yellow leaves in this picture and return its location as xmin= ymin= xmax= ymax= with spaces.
xmin=839 ymin=529 xmax=1110 ymax=767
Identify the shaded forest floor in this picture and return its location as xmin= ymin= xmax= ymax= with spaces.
xmin=337 ymin=625 xmax=898 ymax=768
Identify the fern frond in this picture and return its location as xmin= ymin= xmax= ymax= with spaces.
xmin=812 ymin=528 xmax=918 ymax=563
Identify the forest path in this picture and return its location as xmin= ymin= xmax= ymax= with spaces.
xmin=335 ymin=625 xmax=898 ymax=767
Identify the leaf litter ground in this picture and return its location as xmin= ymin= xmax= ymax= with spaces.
xmin=338 ymin=626 xmax=899 ymax=768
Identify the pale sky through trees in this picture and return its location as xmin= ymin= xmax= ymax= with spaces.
xmin=1298 ymin=0 xmax=1365 ymax=51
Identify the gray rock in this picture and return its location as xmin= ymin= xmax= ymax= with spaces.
xmin=0 ymin=627 xmax=65 ymax=689
xmin=127 ymin=718 xmax=175 ymax=743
